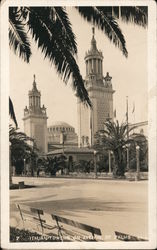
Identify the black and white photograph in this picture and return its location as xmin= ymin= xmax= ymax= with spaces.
xmin=0 ymin=0 xmax=156 ymax=249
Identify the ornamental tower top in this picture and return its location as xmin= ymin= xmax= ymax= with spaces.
xmin=24 ymin=75 xmax=47 ymax=117
xmin=84 ymin=27 xmax=103 ymax=80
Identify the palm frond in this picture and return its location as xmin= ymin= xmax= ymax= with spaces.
xmin=26 ymin=7 xmax=91 ymax=105
xmin=9 ymin=97 xmax=18 ymax=128
xmin=9 ymin=7 xmax=31 ymax=62
xmin=9 ymin=125 xmax=33 ymax=144
xmin=52 ymin=7 xmax=77 ymax=55
xmin=75 ymin=6 xmax=128 ymax=57
xmin=119 ymin=6 xmax=148 ymax=28
xmin=97 ymin=6 xmax=148 ymax=28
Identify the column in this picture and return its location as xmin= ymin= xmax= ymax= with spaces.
xmin=91 ymin=59 xmax=94 ymax=72
xmin=37 ymin=96 xmax=39 ymax=107
xmin=100 ymin=60 xmax=102 ymax=75
xmin=94 ymin=150 xmax=97 ymax=178
xmin=101 ymin=60 xmax=103 ymax=76
xmin=96 ymin=59 xmax=98 ymax=74
xmin=93 ymin=58 xmax=96 ymax=73
xmin=98 ymin=60 xmax=100 ymax=74
xmin=89 ymin=59 xmax=92 ymax=74
xmin=135 ymin=145 xmax=140 ymax=181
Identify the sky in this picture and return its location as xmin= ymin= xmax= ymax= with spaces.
xmin=10 ymin=7 xmax=148 ymax=133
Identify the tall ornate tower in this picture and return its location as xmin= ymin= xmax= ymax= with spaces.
xmin=23 ymin=75 xmax=48 ymax=153
xmin=77 ymin=28 xmax=115 ymax=147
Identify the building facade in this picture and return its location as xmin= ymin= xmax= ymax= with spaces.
xmin=23 ymin=75 xmax=48 ymax=153
xmin=47 ymin=121 xmax=78 ymax=151
xmin=77 ymin=28 xmax=115 ymax=147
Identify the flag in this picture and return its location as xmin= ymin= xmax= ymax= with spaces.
xmin=113 ymin=109 xmax=116 ymax=118
xmin=132 ymin=102 xmax=135 ymax=113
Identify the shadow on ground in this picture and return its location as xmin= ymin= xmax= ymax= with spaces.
xmin=13 ymin=197 xmax=146 ymax=218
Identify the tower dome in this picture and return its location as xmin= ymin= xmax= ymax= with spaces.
xmin=48 ymin=121 xmax=75 ymax=133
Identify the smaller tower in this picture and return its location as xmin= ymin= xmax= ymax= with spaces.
xmin=23 ymin=75 xmax=48 ymax=153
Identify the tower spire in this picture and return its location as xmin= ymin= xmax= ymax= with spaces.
xmin=91 ymin=27 xmax=97 ymax=51
xmin=33 ymin=74 xmax=37 ymax=90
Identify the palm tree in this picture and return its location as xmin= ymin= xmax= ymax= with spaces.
xmin=9 ymin=125 xmax=37 ymax=186
xmin=95 ymin=120 xmax=138 ymax=177
xmin=9 ymin=6 xmax=148 ymax=126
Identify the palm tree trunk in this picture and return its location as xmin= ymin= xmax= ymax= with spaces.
xmin=113 ymin=150 xmax=125 ymax=178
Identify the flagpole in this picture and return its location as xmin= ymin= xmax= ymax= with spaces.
xmin=126 ymin=96 xmax=129 ymax=139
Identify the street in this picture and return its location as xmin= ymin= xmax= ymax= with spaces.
xmin=10 ymin=177 xmax=148 ymax=241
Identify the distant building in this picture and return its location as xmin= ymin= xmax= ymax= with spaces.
xmin=47 ymin=147 xmax=95 ymax=163
xmin=77 ymin=28 xmax=115 ymax=147
xmin=23 ymin=75 xmax=48 ymax=153
xmin=47 ymin=121 xmax=78 ymax=151
xmin=129 ymin=121 xmax=148 ymax=137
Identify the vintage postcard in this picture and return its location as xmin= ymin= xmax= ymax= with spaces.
xmin=0 ymin=0 xmax=156 ymax=249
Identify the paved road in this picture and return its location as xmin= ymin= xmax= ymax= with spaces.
xmin=10 ymin=177 xmax=148 ymax=241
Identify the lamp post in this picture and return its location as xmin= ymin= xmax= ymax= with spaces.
xmin=135 ymin=145 xmax=140 ymax=181
xmin=94 ymin=150 xmax=97 ymax=178
xmin=108 ymin=150 xmax=112 ymax=174
xmin=24 ymin=158 xmax=26 ymax=176
xmin=126 ymin=144 xmax=130 ymax=171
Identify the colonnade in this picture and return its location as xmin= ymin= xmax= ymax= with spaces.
xmin=29 ymin=95 xmax=41 ymax=107
xmin=86 ymin=58 xmax=103 ymax=76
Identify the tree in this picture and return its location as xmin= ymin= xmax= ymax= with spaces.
xmin=129 ymin=133 xmax=148 ymax=171
xmin=95 ymin=120 xmax=138 ymax=178
xmin=45 ymin=155 xmax=67 ymax=176
xmin=9 ymin=125 xmax=38 ymax=181
xmin=9 ymin=6 xmax=148 ymax=126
